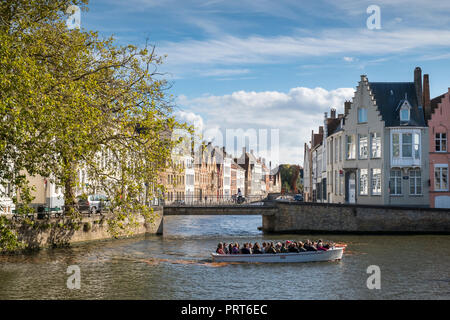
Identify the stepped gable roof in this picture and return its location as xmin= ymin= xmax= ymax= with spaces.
xmin=430 ymin=93 xmax=446 ymax=118
xmin=368 ymin=82 xmax=426 ymax=127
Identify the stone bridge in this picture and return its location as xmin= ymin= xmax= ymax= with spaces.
xmin=163 ymin=204 xmax=277 ymax=216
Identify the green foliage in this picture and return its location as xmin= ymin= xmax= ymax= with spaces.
xmin=0 ymin=0 xmax=189 ymax=239
xmin=279 ymin=164 xmax=302 ymax=193
xmin=0 ymin=216 xmax=24 ymax=253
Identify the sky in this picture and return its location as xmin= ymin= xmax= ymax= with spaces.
xmin=81 ymin=0 xmax=450 ymax=166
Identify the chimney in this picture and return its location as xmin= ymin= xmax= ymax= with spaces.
xmin=330 ymin=108 xmax=336 ymax=119
xmin=344 ymin=101 xmax=351 ymax=116
xmin=319 ymin=126 xmax=324 ymax=135
xmin=414 ymin=67 xmax=422 ymax=106
xmin=423 ymin=74 xmax=431 ymax=121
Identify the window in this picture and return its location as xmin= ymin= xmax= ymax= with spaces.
xmin=402 ymin=133 xmax=412 ymax=157
xmin=400 ymin=108 xmax=410 ymax=122
xmin=413 ymin=133 xmax=420 ymax=159
xmin=335 ymin=170 xmax=338 ymax=195
xmin=371 ymin=168 xmax=382 ymax=195
xmin=390 ymin=169 xmax=402 ymax=195
xmin=359 ymin=169 xmax=368 ymax=195
xmin=358 ymin=108 xmax=367 ymax=123
xmin=393 ymin=133 xmax=400 ymax=158
xmin=340 ymin=172 xmax=343 ymax=195
xmin=359 ymin=135 xmax=368 ymax=159
xmin=409 ymin=169 xmax=422 ymax=195
xmin=434 ymin=165 xmax=448 ymax=191
xmin=435 ymin=133 xmax=447 ymax=152
xmin=339 ymin=136 xmax=342 ymax=161
xmin=334 ymin=138 xmax=338 ymax=162
xmin=371 ymin=133 xmax=381 ymax=158
xmin=346 ymin=135 xmax=356 ymax=159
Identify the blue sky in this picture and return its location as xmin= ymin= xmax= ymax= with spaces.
xmin=81 ymin=0 xmax=450 ymax=165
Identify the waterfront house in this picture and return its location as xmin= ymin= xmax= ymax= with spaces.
xmin=303 ymin=142 xmax=312 ymax=201
xmin=326 ymin=108 xmax=346 ymax=204
xmin=342 ymin=68 xmax=429 ymax=207
xmin=427 ymin=87 xmax=450 ymax=208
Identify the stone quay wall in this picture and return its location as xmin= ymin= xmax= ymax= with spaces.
xmin=262 ymin=202 xmax=450 ymax=234
xmin=11 ymin=207 xmax=163 ymax=249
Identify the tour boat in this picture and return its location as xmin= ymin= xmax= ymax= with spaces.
xmin=211 ymin=247 xmax=344 ymax=263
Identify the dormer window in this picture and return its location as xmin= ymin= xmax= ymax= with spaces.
xmin=399 ymin=100 xmax=411 ymax=122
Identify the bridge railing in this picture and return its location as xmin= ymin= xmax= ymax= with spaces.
xmin=163 ymin=195 xmax=267 ymax=207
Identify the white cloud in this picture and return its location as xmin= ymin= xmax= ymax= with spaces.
xmin=157 ymin=28 xmax=450 ymax=76
xmin=343 ymin=56 xmax=354 ymax=62
xmin=177 ymin=86 xmax=354 ymax=165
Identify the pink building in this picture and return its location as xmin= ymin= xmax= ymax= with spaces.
xmin=427 ymin=84 xmax=450 ymax=208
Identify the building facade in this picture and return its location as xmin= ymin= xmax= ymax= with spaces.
xmin=428 ymin=88 xmax=450 ymax=208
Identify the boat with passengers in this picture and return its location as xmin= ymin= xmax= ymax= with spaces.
xmin=211 ymin=240 xmax=345 ymax=263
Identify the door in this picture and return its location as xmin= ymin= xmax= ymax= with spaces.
xmin=349 ymin=173 xmax=356 ymax=204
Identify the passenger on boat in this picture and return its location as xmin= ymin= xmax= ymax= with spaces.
xmin=288 ymin=243 xmax=299 ymax=253
xmin=216 ymin=243 xmax=225 ymax=254
xmin=228 ymin=243 xmax=233 ymax=254
xmin=253 ymin=243 xmax=263 ymax=254
xmin=261 ymin=242 xmax=267 ymax=253
xmin=223 ymin=243 xmax=229 ymax=254
xmin=241 ymin=243 xmax=251 ymax=254
xmin=266 ymin=243 xmax=277 ymax=254
xmin=304 ymin=240 xmax=317 ymax=251
xmin=297 ymin=241 xmax=307 ymax=252
xmin=317 ymin=241 xmax=328 ymax=251
xmin=232 ymin=243 xmax=240 ymax=254
xmin=281 ymin=243 xmax=288 ymax=253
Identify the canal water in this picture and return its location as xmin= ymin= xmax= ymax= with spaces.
xmin=0 ymin=215 xmax=449 ymax=299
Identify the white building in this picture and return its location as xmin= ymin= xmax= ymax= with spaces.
xmin=223 ymin=156 xmax=232 ymax=199
xmin=184 ymin=154 xmax=195 ymax=204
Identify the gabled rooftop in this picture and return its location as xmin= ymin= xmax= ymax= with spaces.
xmin=369 ymin=82 xmax=426 ymax=127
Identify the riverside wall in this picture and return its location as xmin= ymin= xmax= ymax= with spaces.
xmin=11 ymin=207 xmax=163 ymax=249
xmin=262 ymin=202 xmax=450 ymax=234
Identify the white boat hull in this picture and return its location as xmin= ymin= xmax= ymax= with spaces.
xmin=211 ymin=247 xmax=344 ymax=263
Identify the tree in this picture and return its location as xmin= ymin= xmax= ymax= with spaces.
xmin=0 ymin=0 xmax=187 ymax=235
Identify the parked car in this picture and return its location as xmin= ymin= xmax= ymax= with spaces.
xmin=173 ymin=200 xmax=185 ymax=206
xmin=76 ymin=194 xmax=110 ymax=215
xmin=294 ymin=194 xmax=304 ymax=202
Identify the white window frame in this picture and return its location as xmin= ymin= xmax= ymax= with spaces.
xmin=347 ymin=135 xmax=356 ymax=160
xmin=371 ymin=168 xmax=382 ymax=195
xmin=359 ymin=134 xmax=368 ymax=159
xmin=389 ymin=169 xmax=402 ymax=195
xmin=371 ymin=132 xmax=381 ymax=158
xmin=359 ymin=168 xmax=368 ymax=195
xmin=434 ymin=164 xmax=449 ymax=191
xmin=435 ymin=133 xmax=447 ymax=152
xmin=409 ymin=169 xmax=422 ymax=195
